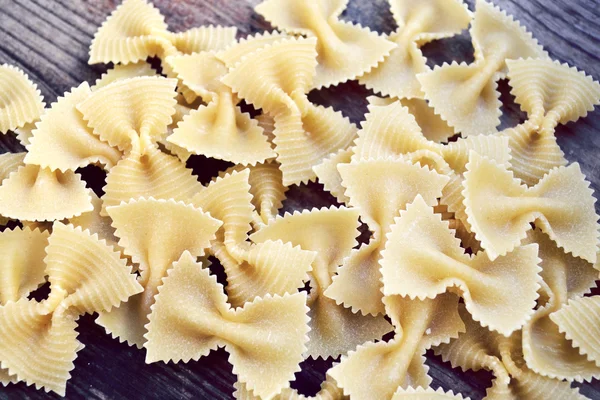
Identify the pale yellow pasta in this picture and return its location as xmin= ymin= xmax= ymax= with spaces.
xmin=91 ymin=61 xmax=156 ymax=90
xmin=97 ymin=198 xmax=221 ymax=348
xmin=89 ymin=0 xmax=236 ymax=64
xmin=25 ymin=82 xmax=122 ymax=172
xmin=380 ymin=195 xmax=541 ymax=336
xmin=324 ymin=157 xmax=449 ymax=316
xmin=521 ymin=229 xmax=600 ymax=382
xmin=312 ymin=148 xmax=352 ymax=204
xmin=166 ymin=52 xmax=275 ymax=165
xmin=77 ymin=76 xmax=178 ymax=152
xmin=359 ymin=0 xmax=471 ymax=99
xmin=251 ymin=207 xmax=393 ymax=359
xmin=551 ymin=296 xmax=600 ymax=371
xmin=0 ymin=152 xmax=25 ymax=183
xmin=145 ymin=251 xmax=309 ymax=400
xmin=0 ymin=222 xmax=142 ymax=396
xmin=14 ymin=121 xmax=37 ymax=147
xmin=328 ymin=294 xmax=464 ymax=400
xmin=216 ymin=31 xmax=291 ymax=69
xmin=418 ymin=0 xmax=547 ymax=136
xmin=435 ymin=306 xmax=586 ymax=400
xmin=392 ymin=387 xmax=469 ymax=400
xmin=0 ymin=164 xmax=93 ymax=222
xmin=463 ymin=151 xmax=599 ymax=263
xmin=255 ymin=0 xmax=395 ymax=89
xmin=0 ymin=64 xmax=45 ymax=134
xmin=223 ymin=37 xmax=357 ymax=186
xmin=101 ymin=143 xmax=203 ymax=215
xmin=234 ymin=374 xmax=346 ymax=400
xmin=502 ymin=59 xmax=600 ymax=186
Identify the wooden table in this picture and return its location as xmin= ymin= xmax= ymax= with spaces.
xmin=0 ymin=0 xmax=599 ymax=398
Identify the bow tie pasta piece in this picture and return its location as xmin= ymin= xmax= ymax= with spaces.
xmin=463 ymin=151 xmax=600 ymax=263
xmin=145 ymin=251 xmax=309 ymax=400
xmin=220 ymin=161 xmax=288 ymax=227
xmin=91 ymin=61 xmax=157 ymax=90
xmin=234 ymin=374 xmax=346 ymax=400
xmin=0 ymin=222 xmax=142 ymax=395
xmin=551 ymin=296 xmax=600 ymax=373
xmin=502 ymin=59 xmax=600 ymax=186
xmin=0 ymin=64 xmax=45 ymax=134
xmin=97 ymin=198 xmax=221 ymax=348
xmin=381 ymin=195 xmax=542 ymax=336
xmin=89 ymin=0 xmax=236 ymax=64
xmin=0 ymin=163 xmax=93 ymax=222
xmin=77 ymin=76 xmax=178 ymax=152
xmin=520 ymin=229 xmax=600 ymax=382
xmin=329 ymin=293 xmax=464 ymax=400
xmin=255 ymin=0 xmax=395 ymax=89
xmin=216 ymin=31 xmax=291 ymax=69
xmin=324 ymin=157 xmax=449 ymax=316
xmin=165 ymin=52 xmax=276 ymax=165
xmin=418 ymin=0 xmax=548 ymax=136
xmin=101 ymin=143 xmax=203 ymax=214
xmin=223 ymin=37 xmax=357 ymax=186
xmin=193 ymin=169 xmax=315 ymax=308
xmin=25 ymin=82 xmax=122 ymax=172
xmin=392 ymin=387 xmax=469 ymax=400
xmin=359 ymin=0 xmax=471 ymax=99
xmin=435 ymin=306 xmax=586 ymax=400
xmin=251 ymin=207 xmax=393 ymax=359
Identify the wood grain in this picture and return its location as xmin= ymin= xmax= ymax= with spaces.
xmin=0 ymin=0 xmax=599 ymax=398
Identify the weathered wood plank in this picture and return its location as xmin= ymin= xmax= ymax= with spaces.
xmin=0 ymin=0 xmax=599 ymax=398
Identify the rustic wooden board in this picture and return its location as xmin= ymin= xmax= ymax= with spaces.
xmin=0 ymin=0 xmax=599 ymax=398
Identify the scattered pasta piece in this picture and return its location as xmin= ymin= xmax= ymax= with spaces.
xmin=166 ymin=52 xmax=276 ymax=165
xmin=418 ymin=0 xmax=547 ymax=136
xmin=521 ymin=229 xmax=600 ymax=381
xmin=551 ymin=296 xmax=600 ymax=371
xmin=435 ymin=306 xmax=586 ymax=400
xmin=463 ymin=151 xmax=600 ymax=263
xmin=255 ymin=0 xmax=395 ymax=89
xmin=359 ymin=0 xmax=471 ymax=99
xmin=89 ymin=0 xmax=236 ymax=64
xmin=392 ymin=387 xmax=469 ymax=400
xmin=381 ymin=195 xmax=542 ymax=336
xmin=251 ymin=207 xmax=393 ymax=359
xmin=97 ymin=198 xmax=221 ymax=347
xmin=0 ymin=223 xmax=142 ymax=395
xmin=324 ymin=157 xmax=449 ymax=316
xmin=0 ymin=64 xmax=45 ymax=134
xmin=328 ymin=294 xmax=465 ymax=400
xmin=223 ymin=37 xmax=357 ymax=185
xmin=25 ymin=82 xmax=122 ymax=172
xmin=503 ymin=58 xmax=600 ymax=185
xmin=145 ymin=251 xmax=310 ymax=400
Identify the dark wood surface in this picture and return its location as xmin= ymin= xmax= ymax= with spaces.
xmin=0 ymin=0 xmax=599 ymax=398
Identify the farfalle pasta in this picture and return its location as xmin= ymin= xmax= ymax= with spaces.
xmin=0 ymin=222 xmax=142 ymax=395
xmin=223 ymin=37 xmax=357 ymax=185
xmin=250 ymin=206 xmax=393 ymax=359
xmin=165 ymin=52 xmax=275 ymax=165
xmin=192 ymin=169 xmax=316 ymax=308
xmin=96 ymin=198 xmax=221 ymax=347
xmin=255 ymin=0 xmax=395 ymax=89
xmin=359 ymin=0 xmax=471 ymax=99
xmin=324 ymin=157 xmax=449 ymax=316
xmin=328 ymin=293 xmax=465 ymax=400
xmin=521 ymin=229 xmax=600 ymax=382
xmin=463 ymin=151 xmax=600 ymax=263
xmin=503 ymin=58 xmax=600 ymax=186
xmin=89 ymin=0 xmax=237 ymax=64
xmin=380 ymin=195 xmax=542 ymax=336
xmin=435 ymin=306 xmax=586 ymax=400
xmin=145 ymin=251 xmax=310 ymax=400
xmin=418 ymin=0 xmax=547 ymax=136
xmin=0 ymin=64 xmax=45 ymax=134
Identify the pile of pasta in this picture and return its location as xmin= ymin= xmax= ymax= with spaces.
xmin=0 ymin=0 xmax=599 ymax=398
